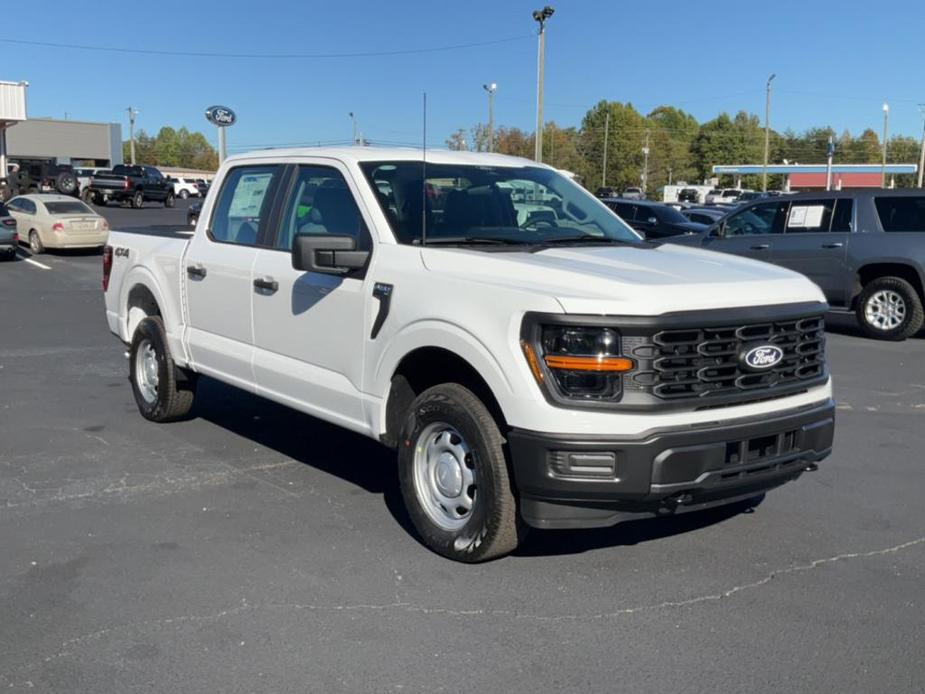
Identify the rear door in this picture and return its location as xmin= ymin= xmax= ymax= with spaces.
xmin=702 ymin=200 xmax=788 ymax=261
xmin=250 ymin=161 xmax=375 ymax=432
xmin=770 ymin=198 xmax=852 ymax=305
xmin=183 ymin=164 xmax=285 ymax=390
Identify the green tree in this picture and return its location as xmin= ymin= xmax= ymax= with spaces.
xmin=579 ymin=100 xmax=648 ymax=191
xmin=123 ymin=126 xmax=218 ymax=169
xmin=691 ymin=111 xmax=764 ymax=186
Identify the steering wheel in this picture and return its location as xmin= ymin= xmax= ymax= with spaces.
xmin=521 ymin=218 xmax=558 ymax=231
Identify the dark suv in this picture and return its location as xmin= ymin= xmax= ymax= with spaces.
xmin=604 ymin=198 xmax=707 ymax=238
xmin=665 ymin=189 xmax=925 ymax=340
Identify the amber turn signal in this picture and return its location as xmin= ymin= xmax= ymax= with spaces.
xmin=520 ymin=340 xmax=544 ymax=383
xmin=543 ymin=355 xmax=634 ymax=372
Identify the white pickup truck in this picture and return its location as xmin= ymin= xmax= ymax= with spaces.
xmin=103 ymin=147 xmax=835 ymax=562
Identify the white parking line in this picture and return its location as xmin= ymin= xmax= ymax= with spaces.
xmin=16 ymin=250 xmax=52 ymax=270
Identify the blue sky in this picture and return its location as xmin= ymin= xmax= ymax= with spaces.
xmin=4 ymin=0 xmax=925 ymax=154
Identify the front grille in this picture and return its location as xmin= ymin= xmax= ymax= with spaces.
xmin=626 ymin=315 xmax=825 ymax=402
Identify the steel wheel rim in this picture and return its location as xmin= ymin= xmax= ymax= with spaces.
xmin=412 ymin=422 xmax=477 ymax=531
xmin=135 ymin=338 xmax=159 ymax=404
xmin=865 ymin=290 xmax=906 ymax=331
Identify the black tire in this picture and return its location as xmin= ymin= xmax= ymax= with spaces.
xmin=855 ymin=276 xmax=924 ymax=341
xmin=128 ymin=316 xmax=196 ymax=422
xmin=55 ymin=171 xmax=78 ymax=195
xmin=81 ymin=188 xmax=96 ymax=204
xmin=132 ymin=190 xmax=144 ymax=209
xmin=164 ymin=192 xmax=175 ymax=208
xmin=2 ymin=249 xmax=15 ymax=261
xmin=28 ymin=230 xmax=45 ymax=255
xmin=397 ymin=383 xmax=523 ymax=562
xmin=179 ymin=189 xmax=189 ymax=200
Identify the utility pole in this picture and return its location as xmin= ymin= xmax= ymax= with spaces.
xmin=601 ymin=110 xmax=610 ymax=188
xmin=825 ymin=135 xmax=834 ymax=191
xmin=881 ymin=102 xmax=889 ymax=188
xmin=127 ymin=106 xmax=138 ymax=165
xmin=348 ymin=112 xmax=361 ymax=146
xmin=482 ymin=83 xmax=497 ymax=152
xmin=917 ymin=105 xmax=925 ymax=188
xmin=532 ymin=6 xmax=554 ymax=163
xmin=641 ymin=130 xmax=650 ymax=194
xmin=762 ymin=73 xmax=775 ymax=192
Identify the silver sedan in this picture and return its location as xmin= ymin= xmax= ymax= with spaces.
xmin=6 ymin=194 xmax=109 ymax=254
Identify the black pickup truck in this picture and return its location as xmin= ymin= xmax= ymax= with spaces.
xmin=665 ymin=189 xmax=925 ymax=340
xmin=85 ymin=165 xmax=175 ymax=208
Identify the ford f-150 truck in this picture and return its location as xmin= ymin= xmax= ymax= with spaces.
xmin=102 ymin=147 xmax=835 ymax=562
xmin=87 ymin=165 xmax=175 ymax=208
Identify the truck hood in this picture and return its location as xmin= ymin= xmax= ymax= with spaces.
xmin=421 ymin=242 xmax=825 ymax=315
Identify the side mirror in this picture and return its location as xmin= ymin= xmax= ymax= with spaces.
xmin=292 ymin=234 xmax=369 ymax=275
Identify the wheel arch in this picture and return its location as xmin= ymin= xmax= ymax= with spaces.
xmin=853 ymin=261 xmax=925 ymax=308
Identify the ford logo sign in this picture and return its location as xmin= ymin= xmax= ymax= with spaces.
xmin=741 ymin=344 xmax=784 ymax=371
xmin=205 ymin=105 xmax=236 ymax=127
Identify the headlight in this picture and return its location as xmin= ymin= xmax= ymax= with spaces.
xmin=521 ymin=321 xmax=634 ymax=404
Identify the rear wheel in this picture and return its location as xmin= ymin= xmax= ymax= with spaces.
xmin=164 ymin=192 xmax=175 ymax=208
xmin=856 ymin=276 xmax=924 ymax=340
xmin=129 ymin=316 xmax=196 ymax=422
xmin=29 ymin=230 xmax=44 ymax=254
xmin=398 ymin=383 xmax=523 ymax=562
xmin=179 ymin=189 xmax=189 ymax=199
xmin=132 ymin=190 xmax=144 ymax=209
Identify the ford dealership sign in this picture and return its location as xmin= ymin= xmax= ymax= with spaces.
xmin=205 ymin=105 xmax=236 ymax=127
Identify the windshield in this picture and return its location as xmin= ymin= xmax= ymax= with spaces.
xmin=45 ymin=201 xmax=95 ymax=215
xmin=654 ymin=205 xmax=689 ymax=224
xmin=359 ymin=161 xmax=641 ymax=246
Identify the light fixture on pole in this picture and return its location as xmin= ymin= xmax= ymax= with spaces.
xmin=127 ymin=106 xmax=139 ymax=165
xmin=482 ymin=83 xmax=497 ymax=153
xmin=881 ymin=102 xmax=889 ymax=188
xmin=348 ymin=112 xmax=361 ymax=146
xmin=762 ymin=73 xmax=775 ymax=192
xmin=532 ymin=5 xmax=554 ymax=163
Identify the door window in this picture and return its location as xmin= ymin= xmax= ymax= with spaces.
xmin=830 ymin=198 xmax=853 ymax=232
xmin=785 ymin=200 xmax=834 ymax=233
xmin=275 ymin=165 xmax=370 ymax=252
xmin=209 ymin=165 xmax=282 ymax=246
xmin=609 ymin=202 xmax=636 ymax=221
xmin=724 ymin=201 xmax=788 ymax=236
xmin=874 ymin=196 xmax=925 ymax=232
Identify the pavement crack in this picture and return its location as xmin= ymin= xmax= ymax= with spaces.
xmin=9 ymin=534 xmax=923 ymax=682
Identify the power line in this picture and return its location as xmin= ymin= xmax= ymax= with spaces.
xmin=0 ymin=35 xmax=533 ymax=60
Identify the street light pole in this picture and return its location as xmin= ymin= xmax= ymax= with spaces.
xmin=641 ymin=129 xmax=650 ymax=194
xmin=881 ymin=103 xmax=889 ymax=188
xmin=601 ymin=110 xmax=610 ymax=189
xmin=532 ymin=6 xmax=554 ymax=163
xmin=349 ymin=112 xmax=358 ymax=146
xmin=917 ymin=106 xmax=925 ymax=188
xmin=127 ymin=106 xmax=139 ymax=165
xmin=762 ymin=73 xmax=775 ymax=192
xmin=482 ymin=83 xmax=497 ymax=152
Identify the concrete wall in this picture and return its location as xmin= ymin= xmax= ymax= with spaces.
xmin=5 ymin=118 xmax=123 ymax=166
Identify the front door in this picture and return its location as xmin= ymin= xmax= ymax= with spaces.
xmin=702 ymin=200 xmax=789 ymax=262
xmin=250 ymin=163 xmax=374 ymax=433
xmin=184 ymin=164 xmax=285 ymax=391
xmin=770 ymin=198 xmax=852 ymax=306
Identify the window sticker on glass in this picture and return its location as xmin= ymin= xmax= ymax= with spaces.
xmin=789 ymin=205 xmax=825 ymax=228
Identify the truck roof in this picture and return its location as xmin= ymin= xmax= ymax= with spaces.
xmin=225 ymin=146 xmax=546 ymax=169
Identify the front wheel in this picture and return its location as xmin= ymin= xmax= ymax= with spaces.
xmin=398 ymin=383 xmax=523 ymax=562
xmin=164 ymin=192 xmax=175 ymax=208
xmin=856 ymin=276 xmax=924 ymax=340
xmin=129 ymin=316 xmax=196 ymax=422
xmin=132 ymin=190 xmax=144 ymax=209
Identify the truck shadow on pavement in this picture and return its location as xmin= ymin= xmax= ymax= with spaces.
xmin=191 ymin=376 xmax=764 ymax=558
xmin=824 ymin=311 xmax=924 ymax=340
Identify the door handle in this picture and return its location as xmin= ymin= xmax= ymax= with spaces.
xmin=821 ymin=242 xmax=844 ymax=249
xmin=253 ymin=276 xmax=279 ymax=293
xmin=749 ymin=243 xmax=771 ymax=250
xmin=186 ymin=263 xmax=207 ymax=279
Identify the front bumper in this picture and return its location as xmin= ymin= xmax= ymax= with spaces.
xmin=507 ymin=399 xmax=835 ymax=529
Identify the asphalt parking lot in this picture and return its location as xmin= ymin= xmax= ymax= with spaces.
xmin=1 ymin=200 xmax=923 ymax=693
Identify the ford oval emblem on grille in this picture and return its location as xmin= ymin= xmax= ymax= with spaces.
xmin=741 ymin=344 xmax=784 ymax=371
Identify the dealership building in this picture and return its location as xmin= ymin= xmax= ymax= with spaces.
xmin=6 ymin=117 xmax=124 ymax=169
xmin=712 ymin=163 xmax=919 ymax=190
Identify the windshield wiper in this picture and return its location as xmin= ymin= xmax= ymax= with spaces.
xmin=541 ymin=235 xmax=636 ymax=245
xmin=417 ymin=236 xmax=530 ymax=246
